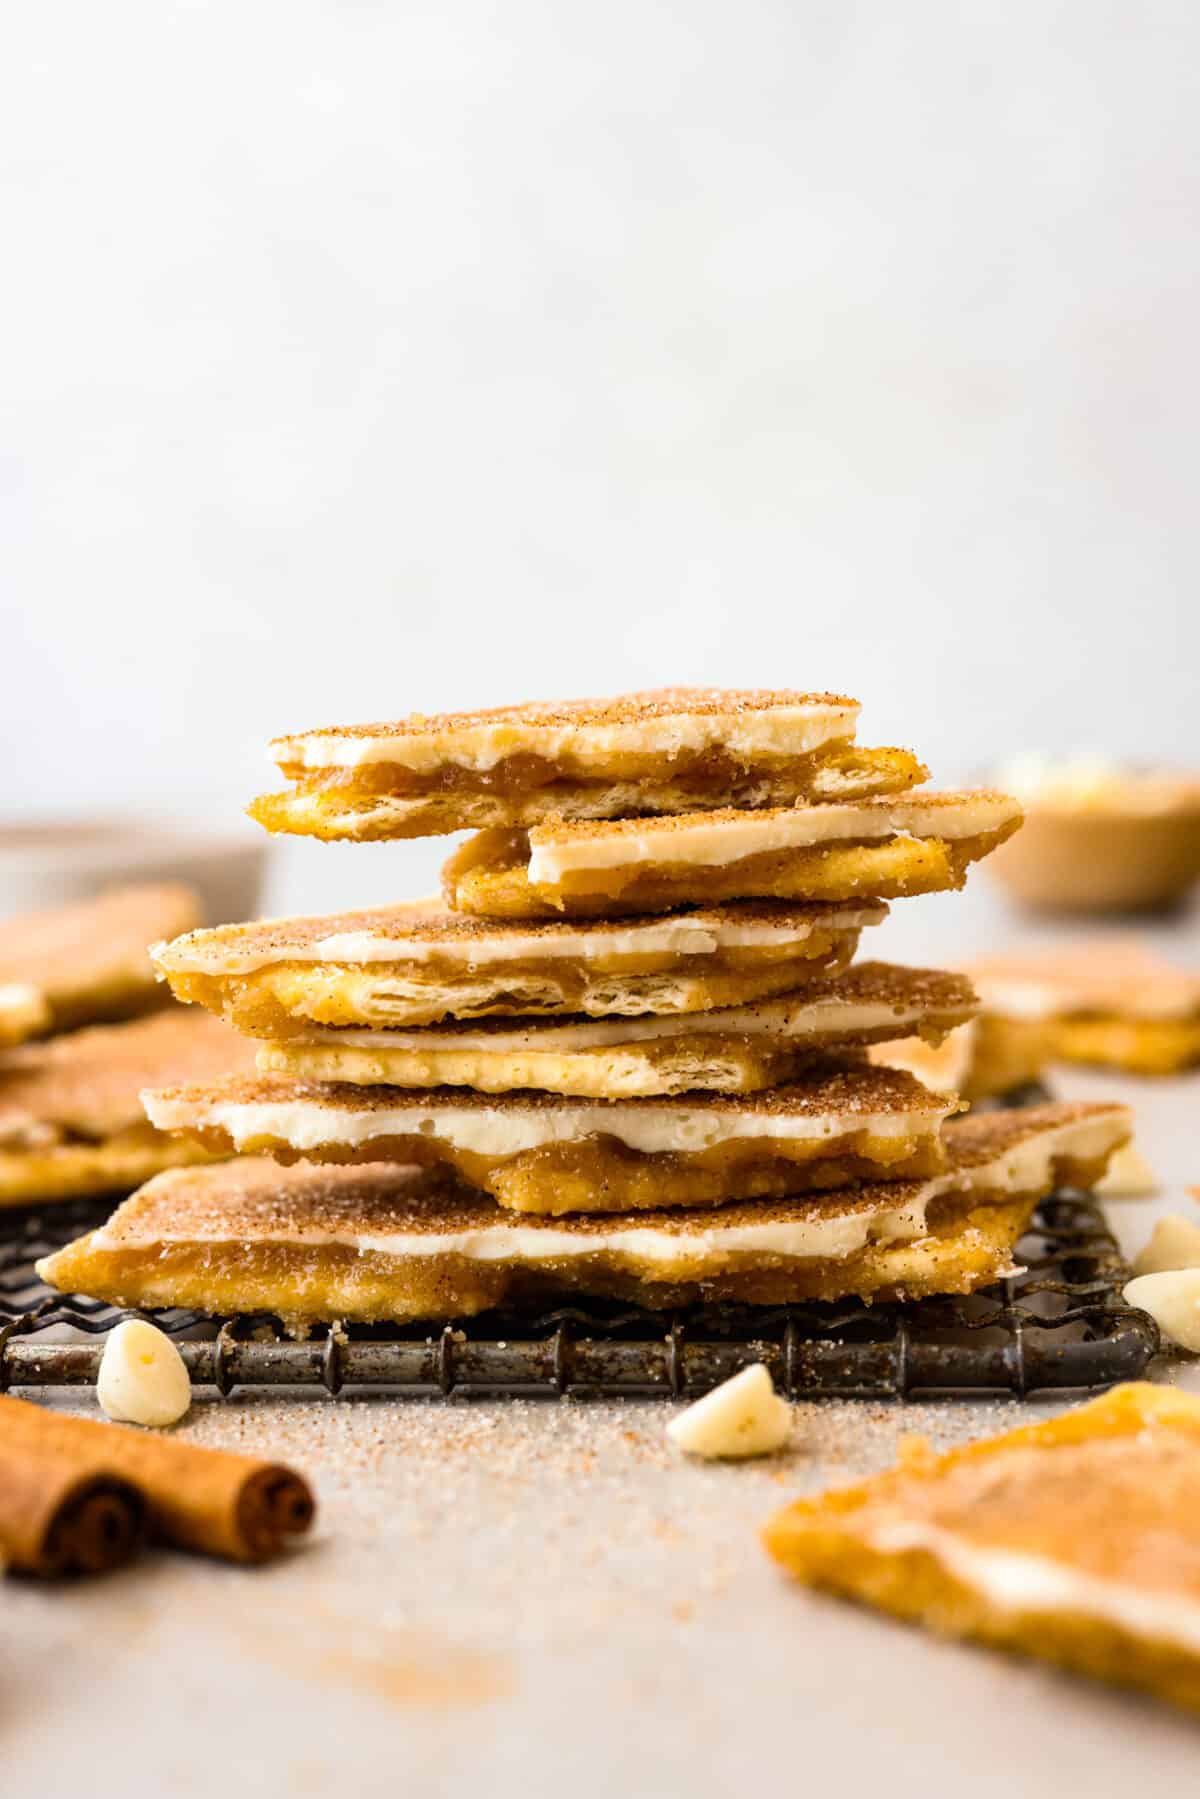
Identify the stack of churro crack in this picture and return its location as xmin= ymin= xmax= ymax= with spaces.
xmin=41 ymin=691 xmax=1132 ymax=1332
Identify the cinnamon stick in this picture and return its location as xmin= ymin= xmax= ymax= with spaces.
xmin=0 ymin=1425 xmax=144 ymax=1575
xmin=0 ymin=1396 xmax=314 ymax=1565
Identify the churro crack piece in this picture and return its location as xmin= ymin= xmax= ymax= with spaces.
xmin=442 ymin=792 xmax=1023 ymax=920
xmin=0 ymin=884 xmax=200 ymax=1040
xmin=142 ymin=1063 xmax=955 ymax=1214
xmin=153 ymin=897 xmax=886 ymax=1032
xmin=764 ymin=1383 xmax=1200 ymax=1716
xmin=38 ymin=1103 xmax=1130 ymax=1328
xmin=248 ymin=688 xmax=930 ymax=839
xmin=970 ymin=938 xmax=1200 ymax=1075
xmin=256 ymin=962 xmax=977 ymax=1099
xmin=0 ymin=1010 xmax=257 ymax=1206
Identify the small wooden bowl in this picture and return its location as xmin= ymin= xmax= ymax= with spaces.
xmin=987 ymin=791 xmax=1200 ymax=914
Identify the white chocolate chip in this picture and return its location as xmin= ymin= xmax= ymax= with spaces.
xmin=1095 ymin=1142 xmax=1159 ymax=1200
xmin=1123 ymin=1270 xmax=1200 ymax=1353
xmin=666 ymin=1364 xmax=791 ymax=1460
xmin=97 ymin=1319 xmax=192 ymax=1427
xmin=1131 ymin=1215 xmax=1200 ymax=1278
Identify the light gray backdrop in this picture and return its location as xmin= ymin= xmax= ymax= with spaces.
xmin=3 ymin=1 xmax=1197 ymax=879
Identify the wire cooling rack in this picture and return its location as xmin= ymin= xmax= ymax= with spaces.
xmin=0 ymin=1128 xmax=1158 ymax=1402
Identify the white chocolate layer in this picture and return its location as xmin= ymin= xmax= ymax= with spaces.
xmin=273 ymin=702 xmax=859 ymax=775
xmin=142 ymin=1091 xmax=945 ymax=1157
xmin=527 ymin=795 xmax=1019 ymax=882
xmin=159 ymin=901 xmax=883 ymax=977
xmin=865 ymin=1519 xmax=1200 ymax=1657
xmin=93 ymin=1191 xmax=932 ymax=1265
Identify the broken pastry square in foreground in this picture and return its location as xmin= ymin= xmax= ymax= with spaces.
xmin=249 ymin=687 xmax=928 ymax=840
xmin=0 ymin=883 xmax=199 ymax=1042
xmin=256 ymin=963 xmax=977 ymax=1099
xmin=763 ymin=1381 xmax=1200 ymax=1716
xmin=0 ymin=1009 xmax=258 ymax=1206
xmin=142 ymin=1063 xmax=955 ymax=1214
xmin=970 ymin=938 xmax=1200 ymax=1075
xmin=441 ymin=792 xmax=1023 ymax=920
xmin=39 ymin=1103 xmax=1130 ymax=1329
xmin=152 ymin=897 xmax=886 ymax=1033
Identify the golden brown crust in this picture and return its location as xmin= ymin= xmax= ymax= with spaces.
xmin=763 ymin=1384 xmax=1200 ymax=1716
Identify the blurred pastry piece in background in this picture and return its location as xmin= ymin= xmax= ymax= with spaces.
xmin=985 ymin=757 xmax=1200 ymax=914
xmin=872 ymin=1013 xmax=1053 ymax=1104
xmin=0 ymin=982 xmax=51 ymax=1048
xmin=0 ymin=884 xmax=200 ymax=1044
xmin=970 ymin=938 xmax=1200 ymax=1076
xmin=0 ymin=1009 xmax=257 ymax=1206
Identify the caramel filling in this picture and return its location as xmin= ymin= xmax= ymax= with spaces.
xmin=279 ymin=740 xmax=868 ymax=799
xmin=177 ymin=1124 xmax=944 ymax=1214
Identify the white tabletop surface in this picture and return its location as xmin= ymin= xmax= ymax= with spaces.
xmin=5 ymin=877 xmax=1199 ymax=1796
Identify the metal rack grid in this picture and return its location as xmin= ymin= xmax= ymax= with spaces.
xmin=0 ymin=1184 xmax=1158 ymax=1401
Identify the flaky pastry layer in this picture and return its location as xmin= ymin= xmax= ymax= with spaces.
xmin=256 ymin=962 xmax=977 ymax=1098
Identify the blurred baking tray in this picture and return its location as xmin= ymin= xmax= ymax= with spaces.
xmin=0 ymin=1091 xmax=1158 ymax=1401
